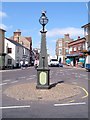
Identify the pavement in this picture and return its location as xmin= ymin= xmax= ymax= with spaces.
xmin=3 ymin=82 xmax=81 ymax=102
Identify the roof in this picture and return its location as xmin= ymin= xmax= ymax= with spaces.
xmin=66 ymin=53 xmax=84 ymax=57
xmin=81 ymin=23 xmax=90 ymax=28
xmin=5 ymin=38 xmax=30 ymax=50
xmin=0 ymin=28 xmax=6 ymax=32
xmin=25 ymin=37 xmax=32 ymax=43
xmin=68 ymin=37 xmax=86 ymax=45
xmin=6 ymin=38 xmax=23 ymax=47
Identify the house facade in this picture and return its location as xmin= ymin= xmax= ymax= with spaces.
xmin=81 ymin=23 xmax=90 ymax=53
xmin=56 ymin=34 xmax=73 ymax=63
xmin=0 ymin=29 xmax=6 ymax=69
xmin=10 ymin=29 xmax=33 ymax=64
xmin=67 ymin=37 xmax=87 ymax=66
xmin=5 ymin=38 xmax=30 ymax=68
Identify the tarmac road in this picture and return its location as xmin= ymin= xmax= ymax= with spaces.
xmin=0 ymin=66 xmax=89 ymax=118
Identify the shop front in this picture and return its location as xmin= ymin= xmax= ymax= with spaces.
xmin=66 ymin=53 xmax=85 ymax=67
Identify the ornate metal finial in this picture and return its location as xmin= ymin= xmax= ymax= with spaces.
xmin=42 ymin=11 xmax=46 ymax=16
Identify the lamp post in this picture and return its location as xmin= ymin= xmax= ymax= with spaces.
xmin=36 ymin=11 xmax=50 ymax=89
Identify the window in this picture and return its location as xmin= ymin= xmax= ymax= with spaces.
xmin=7 ymin=59 xmax=12 ymax=65
xmin=69 ymin=47 xmax=72 ymax=51
xmin=59 ymin=42 xmax=62 ymax=47
xmin=74 ymin=47 xmax=76 ymax=51
xmin=65 ymin=42 xmax=68 ymax=47
xmin=7 ymin=48 xmax=12 ymax=53
xmin=78 ymin=46 xmax=81 ymax=50
xmin=59 ymin=49 xmax=62 ymax=55
xmin=66 ymin=49 xmax=69 ymax=54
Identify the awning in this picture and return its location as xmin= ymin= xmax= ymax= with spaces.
xmin=66 ymin=54 xmax=79 ymax=57
xmin=66 ymin=53 xmax=84 ymax=57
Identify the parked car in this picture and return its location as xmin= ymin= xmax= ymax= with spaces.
xmin=85 ymin=55 xmax=90 ymax=71
xmin=48 ymin=59 xmax=59 ymax=67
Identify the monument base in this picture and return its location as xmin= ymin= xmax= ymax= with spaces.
xmin=36 ymin=68 xmax=50 ymax=89
xmin=36 ymin=85 xmax=50 ymax=89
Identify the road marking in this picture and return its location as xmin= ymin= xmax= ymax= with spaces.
xmin=26 ymin=77 xmax=35 ymax=80
xmin=3 ymin=80 xmax=11 ymax=82
xmin=0 ymin=69 xmax=21 ymax=73
xmin=0 ymin=83 xmax=7 ymax=86
xmin=11 ymin=81 xmax=18 ymax=83
xmin=0 ymin=105 xmax=30 ymax=109
xmin=54 ymin=102 xmax=86 ymax=107
xmin=32 ymin=75 xmax=36 ymax=77
xmin=80 ymin=74 xmax=87 ymax=76
xmin=76 ymin=86 xmax=88 ymax=99
xmin=72 ymin=82 xmax=77 ymax=84
xmin=18 ymin=77 xmax=26 ymax=79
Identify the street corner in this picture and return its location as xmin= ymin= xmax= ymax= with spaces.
xmin=3 ymin=82 xmax=81 ymax=102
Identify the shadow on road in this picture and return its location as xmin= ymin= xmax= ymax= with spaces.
xmin=49 ymin=80 xmax=64 ymax=89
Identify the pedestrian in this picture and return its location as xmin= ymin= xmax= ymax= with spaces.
xmin=25 ymin=60 xmax=28 ymax=68
xmin=34 ymin=58 xmax=39 ymax=69
xmin=71 ymin=61 xmax=73 ymax=67
xmin=20 ymin=60 xmax=24 ymax=69
xmin=59 ymin=57 xmax=61 ymax=64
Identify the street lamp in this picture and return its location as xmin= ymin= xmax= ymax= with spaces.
xmin=39 ymin=11 xmax=48 ymax=32
xmin=36 ymin=11 xmax=50 ymax=89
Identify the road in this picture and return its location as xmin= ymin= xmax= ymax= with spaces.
xmin=0 ymin=66 xmax=88 ymax=118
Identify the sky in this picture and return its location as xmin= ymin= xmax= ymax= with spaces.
xmin=0 ymin=2 xmax=89 ymax=56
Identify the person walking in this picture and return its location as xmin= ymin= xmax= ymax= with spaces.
xmin=34 ymin=58 xmax=39 ymax=69
xmin=20 ymin=60 xmax=24 ymax=69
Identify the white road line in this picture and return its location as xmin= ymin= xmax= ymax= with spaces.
xmin=11 ymin=81 xmax=18 ymax=83
xmin=3 ymin=80 xmax=11 ymax=82
xmin=32 ymin=75 xmax=36 ymax=77
xmin=0 ymin=83 xmax=7 ymax=86
xmin=0 ymin=105 xmax=30 ymax=109
xmin=26 ymin=77 xmax=35 ymax=80
xmin=80 ymin=74 xmax=87 ymax=76
xmin=54 ymin=102 xmax=86 ymax=107
xmin=18 ymin=77 xmax=26 ymax=79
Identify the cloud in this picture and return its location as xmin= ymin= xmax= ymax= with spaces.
xmin=0 ymin=11 xmax=7 ymax=18
xmin=0 ymin=24 xmax=13 ymax=30
xmin=47 ymin=27 xmax=84 ymax=38
xmin=0 ymin=24 xmax=7 ymax=30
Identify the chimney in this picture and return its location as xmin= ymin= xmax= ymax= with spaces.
xmin=13 ymin=29 xmax=21 ymax=42
xmin=64 ymin=34 xmax=69 ymax=39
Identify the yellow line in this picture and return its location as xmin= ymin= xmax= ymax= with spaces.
xmin=76 ymin=86 xmax=88 ymax=99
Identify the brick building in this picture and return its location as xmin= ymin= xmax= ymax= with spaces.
xmin=56 ymin=34 xmax=73 ymax=63
xmin=67 ymin=37 xmax=86 ymax=66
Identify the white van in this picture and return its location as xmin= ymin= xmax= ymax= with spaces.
xmin=85 ymin=55 xmax=90 ymax=71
